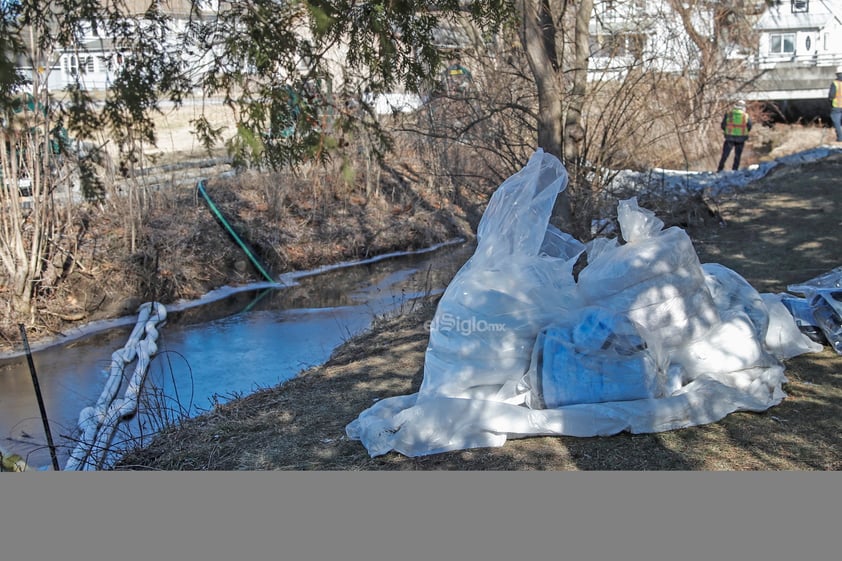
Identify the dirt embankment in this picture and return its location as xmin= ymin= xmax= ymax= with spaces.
xmin=0 ymin=160 xmax=480 ymax=355
xmin=1 ymin=96 xmax=490 ymax=354
xmin=114 ymin=150 xmax=842 ymax=471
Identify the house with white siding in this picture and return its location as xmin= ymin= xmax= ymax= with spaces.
xmin=746 ymin=0 xmax=842 ymax=111
xmin=586 ymin=0 xmax=842 ymax=119
xmin=588 ymin=0 xmax=701 ymax=77
xmin=17 ymin=1 xmax=216 ymax=93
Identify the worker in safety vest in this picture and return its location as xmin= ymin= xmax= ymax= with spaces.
xmin=716 ymin=100 xmax=752 ymax=172
xmin=443 ymin=57 xmax=472 ymax=95
xmin=828 ymin=66 xmax=842 ymax=142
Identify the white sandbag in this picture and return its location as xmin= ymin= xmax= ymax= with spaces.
xmin=669 ymin=311 xmax=777 ymax=379
xmin=702 ymin=262 xmax=769 ymax=338
xmin=473 ymin=149 xmax=575 ymax=262
xmin=578 ymin=226 xmax=703 ymax=302
xmin=578 ymin=198 xmax=708 ymax=300
xmin=577 ymin=198 xmax=720 ymax=347
xmin=418 ymin=150 xmax=582 ymax=400
xmin=595 ymin=273 xmax=720 ymax=348
xmin=419 ymin=254 xmax=581 ymax=399
xmin=701 ymin=263 xmax=823 ymax=360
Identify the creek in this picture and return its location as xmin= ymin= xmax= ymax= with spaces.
xmin=0 ymin=240 xmax=473 ymax=470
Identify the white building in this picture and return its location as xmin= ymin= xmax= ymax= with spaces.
xmin=587 ymin=0 xmax=722 ymax=78
xmin=754 ymin=0 xmax=842 ymax=69
xmin=586 ymin=0 xmax=840 ymax=118
xmin=747 ymin=0 xmax=842 ymax=103
xmin=18 ymin=1 xmax=216 ymax=93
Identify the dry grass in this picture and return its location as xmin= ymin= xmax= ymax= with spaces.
xmin=0 ymin=146 xmax=475 ymax=350
xmin=114 ymin=151 xmax=842 ymax=471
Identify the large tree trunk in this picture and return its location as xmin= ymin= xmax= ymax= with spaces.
xmin=562 ymin=0 xmax=592 ymax=164
xmin=517 ymin=0 xmax=572 ymax=230
xmin=558 ymin=0 xmax=593 ymax=237
xmin=518 ymin=0 xmax=563 ymax=158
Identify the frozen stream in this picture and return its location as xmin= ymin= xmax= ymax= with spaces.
xmin=0 ymin=241 xmax=472 ymax=470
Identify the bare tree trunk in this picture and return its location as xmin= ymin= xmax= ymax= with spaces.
xmin=555 ymin=0 xmax=593 ymax=235
xmin=517 ymin=0 xmax=572 ymax=230
xmin=562 ymin=0 xmax=592 ymax=164
xmin=1 ymin=132 xmax=36 ymax=312
xmin=518 ymin=0 xmax=563 ymax=159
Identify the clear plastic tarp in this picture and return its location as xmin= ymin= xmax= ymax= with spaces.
xmin=346 ymin=149 xmax=824 ymax=458
xmin=787 ymin=267 xmax=842 ymax=355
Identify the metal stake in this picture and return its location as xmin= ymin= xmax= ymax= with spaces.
xmin=19 ymin=324 xmax=61 ymax=471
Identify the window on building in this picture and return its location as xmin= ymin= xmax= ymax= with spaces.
xmin=601 ymin=0 xmax=646 ymax=14
xmin=598 ymin=1 xmax=644 ymax=19
xmin=589 ymin=35 xmax=604 ymax=56
xmin=769 ymin=33 xmax=795 ymax=54
xmin=791 ymin=0 xmax=808 ymax=13
xmin=64 ymin=55 xmax=78 ymax=76
xmin=590 ymin=32 xmax=646 ymax=58
xmin=79 ymin=56 xmax=94 ymax=74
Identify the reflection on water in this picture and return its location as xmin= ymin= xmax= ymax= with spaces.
xmin=0 ymin=241 xmax=474 ymax=470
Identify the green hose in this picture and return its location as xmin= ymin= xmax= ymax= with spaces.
xmin=197 ymin=180 xmax=277 ymax=284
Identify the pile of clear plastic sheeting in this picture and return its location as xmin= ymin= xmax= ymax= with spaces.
xmin=784 ymin=267 xmax=842 ymax=355
xmin=345 ymin=149 xmax=824 ymax=458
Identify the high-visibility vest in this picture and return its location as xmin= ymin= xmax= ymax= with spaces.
xmin=725 ymin=109 xmax=748 ymax=136
xmin=833 ymin=80 xmax=842 ymax=108
xmin=447 ymin=64 xmax=470 ymax=78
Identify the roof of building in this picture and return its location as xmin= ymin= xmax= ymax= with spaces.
xmin=755 ymin=7 xmax=836 ymax=31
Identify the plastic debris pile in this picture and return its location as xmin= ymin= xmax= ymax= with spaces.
xmin=346 ymin=149 xmax=829 ymax=458
xmin=783 ymin=267 xmax=842 ymax=356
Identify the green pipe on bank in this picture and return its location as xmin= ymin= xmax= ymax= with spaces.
xmin=197 ymin=179 xmax=277 ymax=284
